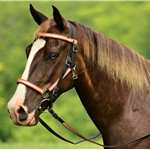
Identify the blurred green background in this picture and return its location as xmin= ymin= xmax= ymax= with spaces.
xmin=1 ymin=1 xmax=150 ymax=149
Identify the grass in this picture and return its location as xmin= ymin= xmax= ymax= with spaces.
xmin=0 ymin=140 xmax=103 ymax=149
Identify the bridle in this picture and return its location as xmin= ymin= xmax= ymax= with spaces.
xmin=18 ymin=23 xmax=78 ymax=109
xmin=17 ymin=22 xmax=103 ymax=145
xmin=17 ymin=22 xmax=102 ymax=145
xmin=17 ymin=22 xmax=150 ymax=148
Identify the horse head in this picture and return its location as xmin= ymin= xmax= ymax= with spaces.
xmin=7 ymin=4 xmax=78 ymax=126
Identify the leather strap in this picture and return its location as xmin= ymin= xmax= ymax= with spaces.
xmin=17 ymin=78 xmax=44 ymax=94
xmin=39 ymin=108 xmax=101 ymax=146
xmin=42 ymin=108 xmax=150 ymax=148
xmin=17 ymin=68 xmax=72 ymax=95
xmin=39 ymin=118 xmax=75 ymax=144
xmin=36 ymin=32 xmax=77 ymax=45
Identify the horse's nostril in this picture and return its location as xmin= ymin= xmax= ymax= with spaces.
xmin=17 ymin=106 xmax=28 ymax=122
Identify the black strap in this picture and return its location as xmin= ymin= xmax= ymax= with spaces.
xmin=69 ymin=22 xmax=77 ymax=68
xmin=50 ymin=22 xmax=77 ymax=104
xmin=39 ymin=116 xmax=101 ymax=145
xmin=39 ymin=118 xmax=74 ymax=144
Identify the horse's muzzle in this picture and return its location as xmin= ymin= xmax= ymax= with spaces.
xmin=7 ymin=101 xmax=38 ymax=126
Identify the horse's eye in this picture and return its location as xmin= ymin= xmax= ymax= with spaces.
xmin=49 ymin=53 xmax=58 ymax=60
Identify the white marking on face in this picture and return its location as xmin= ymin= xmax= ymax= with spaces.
xmin=8 ymin=39 xmax=46 ymax=122
xmin=22 ymin=39 xmax=46 ymax=80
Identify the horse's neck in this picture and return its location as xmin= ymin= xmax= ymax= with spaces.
xmin=74 ymin=25 xmax=150 ymax=147
xmin=75 ymin=66 xmax=128 ymax=127
xmin=74 ymin=28 xmax=130 ymax=130
xmin=75 ymin=61 xmax=150 ymax=147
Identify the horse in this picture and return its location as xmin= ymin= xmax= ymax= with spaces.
xmin=7 ymin=4 xmax=150 ymax=148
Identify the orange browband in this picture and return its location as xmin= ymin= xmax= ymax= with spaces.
xmin=36 ymin=32 xmax=77 ymax=45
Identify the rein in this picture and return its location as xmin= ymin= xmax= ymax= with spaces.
xmin=17 ymin=22 xmax=150 ymax=148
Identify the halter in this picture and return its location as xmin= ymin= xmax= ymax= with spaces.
xmin=17 ymin=22 xmax=150 ymax=148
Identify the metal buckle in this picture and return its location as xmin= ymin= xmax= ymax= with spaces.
xmin=73 ymin=74 xmax=78 ymax=80
xmin=73 ymin=44 xmax=78 ymax=53
xmin=42 ymin=89 xmax=51 ymax=99
xmin=38 ymin=98 xmax=52 ymax=113
xmin=66 ymin=56 xmax=71 ymax=67
xmin=53 ymin=87 xmax=59 ymax=97
xmin=72 ymin=66 xmax=78 ymax=80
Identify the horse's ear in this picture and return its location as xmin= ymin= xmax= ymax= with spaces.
xmin=52 ymin=5 xmax=66 ymax=31
xmin=30 ymin=4 xmax=48 ymax=25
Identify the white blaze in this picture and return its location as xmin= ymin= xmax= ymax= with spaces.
xmin=8 ymin=39 xmax=46 ymax=118
xmin=22 ymin=39 xmax=46 ymax=80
